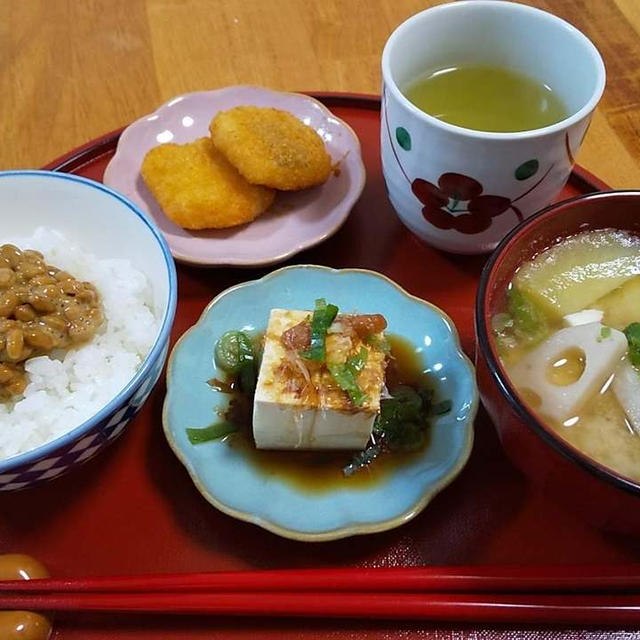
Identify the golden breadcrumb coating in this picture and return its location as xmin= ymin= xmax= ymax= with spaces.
xmin=140 ymin=137 xmax=275 ymax=230
xmin=209 ymin=106 xmax=332 ymax=191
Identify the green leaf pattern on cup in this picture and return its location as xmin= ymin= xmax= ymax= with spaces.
xmin=396 ymin=126 xmax=411 ymax=151
xmin=515 ymin=159 xmax=539 ymax=181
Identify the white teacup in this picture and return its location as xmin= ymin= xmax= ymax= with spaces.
xmin=381 ymin=1 xmax=605 ymax=254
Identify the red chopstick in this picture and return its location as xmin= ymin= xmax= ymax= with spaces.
xmin=0 ymin=591 xmax=639 ymax=625
xmin=2 ymin=565 xmax=640 ymax=594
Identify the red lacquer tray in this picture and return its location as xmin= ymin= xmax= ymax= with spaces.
xmin=3 ymin=94 xmax=635 ymax=639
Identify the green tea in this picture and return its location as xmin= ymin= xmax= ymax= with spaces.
xmin=403 ymin=64 xmax=568 ymax=132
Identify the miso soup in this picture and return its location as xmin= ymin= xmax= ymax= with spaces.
xmin=492 ymin=229 xmax=640 ymax=482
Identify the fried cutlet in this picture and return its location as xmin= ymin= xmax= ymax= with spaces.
xmin=141 ymin=137 xmax=275 ymax=230
xmin=209 ymin=106 xmax=332 ymax=191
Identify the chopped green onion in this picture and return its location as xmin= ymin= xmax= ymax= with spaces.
xmin=598 ymin=326 xmax=612 ymax=342
xmin=624 ymin=322 xmax=640 ymax=368
xmin=431 ymin=399 xmax=453 ymax=415
xmin=346 ymin=347 xmax=368 ymax=373
xmin=215 ymin=331 xmax=254 ymax=374
xmin=343 ymin=442 xmax=382 ymax=476
xmin=328 ymin=347 xmax=369 ymax=406
xmin=214 ymin=330 xmax=258 ymax=393
xmin=303 ymin=298 xmax=339 ymax=362
xmin=507 ymin=288 xmax=549 ymax=346
xmin=186 ymin=422 xmax=236 ymax=444
xmin=418 ymin=387 xmax=434 ymax=409
xmin=386 ymin=421 xmax=425 ymax=451
xmin=365 ymin=334 xmax=391 ymax=355
xmin=238 ymin=363 xmax=257 ymax=395
xmin=345 ymin=383 xmax=452 ymax=475
xmin=373 ymin=385 xmax=424 ymax=450
xmin=373 ymin=385 xmax=451 ymax=452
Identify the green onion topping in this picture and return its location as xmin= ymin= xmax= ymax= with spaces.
xmin=215 ymin=331 xmax=254 ymax=374
xmin=303 ymin=298 xmax=339 ymax=362
xmin=598 ymin=326 xmax=612 ymax=342
xmin=186 ymin=421 xmax=237 ymax=445
xmin=624 ymin=322 xmax=640 ymax=368
xmin=214 ymin=330 xmax=257 ymax=393
xmin=328 ymin=347 xmax=369 ymax=406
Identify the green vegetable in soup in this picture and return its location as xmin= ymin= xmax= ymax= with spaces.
xmin=598 ymin=326 xmax=612 ymax=342
xmin=303 ymin=298 xmax=339 ymax=362
xmin=507 ymin=288 xmax=549 ymax=345
xmin=624 ymin=322 xmax=640 ymax=368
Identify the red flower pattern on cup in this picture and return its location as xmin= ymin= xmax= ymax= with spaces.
xmin=411 ymin=173 xmax=523 ymax=235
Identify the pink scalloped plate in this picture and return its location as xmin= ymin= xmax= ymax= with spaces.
xmin=103 ymin=86 xmax=366 ymax=267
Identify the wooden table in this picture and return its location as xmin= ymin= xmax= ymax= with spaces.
xmin=0 ymin=0 xmax=638 ymax=187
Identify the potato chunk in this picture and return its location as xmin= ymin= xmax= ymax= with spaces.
xmin=514 ymin=230 xmax=640 ymax=319
xmin=594 ymin=276 xmax=640 ymax=331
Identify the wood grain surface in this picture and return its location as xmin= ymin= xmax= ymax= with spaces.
xmin=0 ymin=0 xmax=638 ymax=188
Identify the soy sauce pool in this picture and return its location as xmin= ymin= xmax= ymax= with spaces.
xmin=217 ymin=335 xmax=440 ymax=494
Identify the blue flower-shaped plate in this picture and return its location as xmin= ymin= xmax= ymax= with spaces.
xmin=163 ymin=266 xmax=477 ymax=541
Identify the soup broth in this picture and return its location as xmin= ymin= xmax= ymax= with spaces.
xmin=493 ymin=229 xmax=640 ymax=482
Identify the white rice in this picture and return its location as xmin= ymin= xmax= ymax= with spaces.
xmin=0 ymin=228 xmax=159 ymax=459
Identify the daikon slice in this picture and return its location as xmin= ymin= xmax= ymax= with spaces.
xmin=612 ymin=359 xmax=640 ymax=434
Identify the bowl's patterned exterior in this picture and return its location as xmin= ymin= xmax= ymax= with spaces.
xmin=0 ymin=344 xmax=169 ymax=491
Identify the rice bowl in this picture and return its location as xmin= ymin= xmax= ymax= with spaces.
xmin=0 ymin=170 xmax=176 ymax=490
xmin=0 ymin=227 xmax=159 ymax=459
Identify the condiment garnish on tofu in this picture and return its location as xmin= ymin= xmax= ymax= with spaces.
xmin=185 ymin=299 xmax=452 ymax=479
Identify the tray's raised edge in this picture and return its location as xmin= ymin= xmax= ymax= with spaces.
xmin=42 ymin=129 xmax=122 ymax=174
xmin=41 ymin=92 xmax=611 ymax=195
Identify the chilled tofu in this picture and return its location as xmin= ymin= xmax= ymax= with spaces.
xmin=253 ymin=309 xmax=386 ymax=450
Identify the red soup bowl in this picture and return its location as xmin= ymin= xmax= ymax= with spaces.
xmin=475 ymin=190 xmax=640 ymax=532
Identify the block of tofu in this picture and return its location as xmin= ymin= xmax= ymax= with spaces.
xmin=253 ymin=309 xmax=386 ymax=450
xmin=563 ymin=309 xmax=604 ymax=327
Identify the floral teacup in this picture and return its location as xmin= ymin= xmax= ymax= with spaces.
xmin=381 ymin=0 xmax=605 ymax=254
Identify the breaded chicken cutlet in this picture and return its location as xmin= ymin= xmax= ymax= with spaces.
xmin=209 ymin=106 xmax=332 ymax=191
xmin=141 ymin=137 xmax=275 ymax=230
